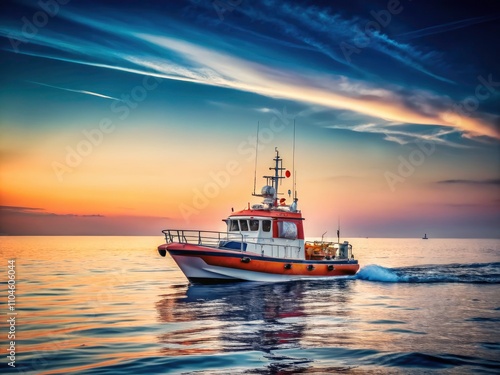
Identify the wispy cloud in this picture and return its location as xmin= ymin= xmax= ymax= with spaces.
xmin=135 ymin=34 xmax=500 ymax=140
xmin=0 ymin=205 xmax=169 ymax=235
xmin=396 ymin=14 xmax=500 ymax=40
xmin=327 ymin=121 xmax=469 ymax=147
xmin=189 ymin=0 xmax=453 ymax=83
xmin=26 ymin=81 xmax=121 ymax=101
xmin=1 ymin=2 xmax=499 ymax=143
xmin=0 ymin=205 xmax=104 ymax=217
xmin=437 ymin=179 xmax=500 ymax=185
xmin=0 ymin=205 xmax=44 ymax=212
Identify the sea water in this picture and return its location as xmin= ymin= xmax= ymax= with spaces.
xmin=0 ymin=236 xmax=499 ymax=374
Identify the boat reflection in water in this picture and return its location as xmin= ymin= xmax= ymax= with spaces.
xmin=155 ymin=279 xmax=354 ymax=373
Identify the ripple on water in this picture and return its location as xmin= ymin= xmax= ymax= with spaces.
xmin=465 ymin=317 xmax=500 ymax=323
xmin=375 ymin=351 xmax=500 ymax=370
xmin=384 ymin=328 xmax=427 ymax=335
xmin=74 ymin=351 xmax=268 ymax=374
xmin=479 ymin=342 xmax=500 ymax=350
xmin=369 ymin=319 xmax=406 ymax=325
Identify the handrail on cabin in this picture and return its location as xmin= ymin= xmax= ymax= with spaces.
xmin=161 ymin=229 xmax=301 ymax=256
xmin=162 ymin=229 xmax=246 ymax=251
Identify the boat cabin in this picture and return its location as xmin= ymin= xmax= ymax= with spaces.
xmin=223 ymin=208 xmax=305 ymax=259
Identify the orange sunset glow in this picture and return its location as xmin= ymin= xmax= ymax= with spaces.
xmin=0 ymin=0 xmax=499 ymax=238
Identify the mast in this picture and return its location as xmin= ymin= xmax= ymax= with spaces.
xmin=292 ymin=118 xmax=296 ymax=200
xmin=262 ymin=147 xmax=285 ymax=207
xmin=273 ymin=147 xmax=280 ymax=196
xmin=252 ymin=121 xmax=260 ymax=195
xmin=272 ymin=148 xmax=283 ymax=206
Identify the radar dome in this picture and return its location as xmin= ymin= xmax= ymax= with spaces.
xmin=261 ymin=185 xmax=275 ymax=197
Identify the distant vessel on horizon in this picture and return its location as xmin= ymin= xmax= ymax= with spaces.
xmin=422 ymin=233 xmax=428 ymax=239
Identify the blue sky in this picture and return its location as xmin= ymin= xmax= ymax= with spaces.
xmin=0 ymin=0 xmax=499 ymax=237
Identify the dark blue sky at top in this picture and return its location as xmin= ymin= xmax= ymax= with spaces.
xmin=2 ymin=1 xmax=499 ymax=81
xmin=2 ymin=0 xmax=499 ymax=115
xmin=1 ymin=0 xmax=500 ymax=158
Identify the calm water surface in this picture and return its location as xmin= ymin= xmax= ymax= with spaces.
xmin=1 ymin=236 xmax=499 ymax=374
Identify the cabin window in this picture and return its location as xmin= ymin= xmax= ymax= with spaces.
xmin=262 ymin=220 xmax=271 ymax=232
xmin=249 ymin=219 xmax=259 ymax=231
xmin=229 ymin=220 xmax=239 ymax=231
xmin=239 ymin=219 xmax=249 ymax=231
xmin=278 ymin=221 xmax=297 ymax=239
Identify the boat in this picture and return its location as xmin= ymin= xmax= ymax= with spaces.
xmin=158 ymin=148 xmax=360 ymax=283
xmin=422 ymin=233 xmax=428 ymax=239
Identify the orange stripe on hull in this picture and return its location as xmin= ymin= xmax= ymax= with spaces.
xmin=161 ymin=243 xmax=359 ymax=280
xmin=198 ymin=255 xmax=358 ymax=277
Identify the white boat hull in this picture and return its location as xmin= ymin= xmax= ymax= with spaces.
xmin=160 ymin=243 xmax=359 ymax=283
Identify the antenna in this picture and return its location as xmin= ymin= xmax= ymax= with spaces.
xmin=252 ymin=121 xmax=260 ymax=195
xmin=292 ymin=118 xmax=296 ymax=199
xmin=337 ymin=217 xmax=340 ymax=244
xmin=294 ymin=171 xmax=297 ymax=200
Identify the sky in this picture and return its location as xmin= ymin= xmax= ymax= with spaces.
xmin=0 ymin=0 xmax=499 ymax=237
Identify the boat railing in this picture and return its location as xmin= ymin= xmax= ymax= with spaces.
xmin=162 ymin=229 xmax=246 ymax=251
xmin=162 ymin=229 xmax=302 ymax=258
xmin=246 ymin=241 xmax=302 ymax=259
